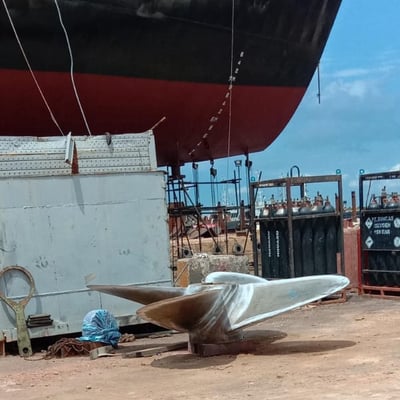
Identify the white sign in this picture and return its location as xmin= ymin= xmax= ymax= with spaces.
xmin=365 ymin=236 xmax=374 ymax=249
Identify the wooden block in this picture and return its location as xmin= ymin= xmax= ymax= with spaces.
xmin=343 ymin=227 xmax=360 ymax=289
xmin=89 ymin=345 xmax=115 ymax=360
xmin=175 ymin=259 xmax=190 ymax=287
xmin=0 ymin=339 xmax=5 ymax=357
xmin=189 ymin=340 xmax=258 ymax=357
xmin=122 ymin=341 xmax=187 ymax=358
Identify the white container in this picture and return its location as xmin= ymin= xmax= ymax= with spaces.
xmin=0 ymin=132 xmax=171 ymax=342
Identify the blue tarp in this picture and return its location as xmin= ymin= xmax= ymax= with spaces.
xmin=79 ymin=309 xmax=121 ymax=348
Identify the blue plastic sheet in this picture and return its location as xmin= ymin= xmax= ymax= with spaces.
xmin=79 ymin=309 xmax=121 ymax=348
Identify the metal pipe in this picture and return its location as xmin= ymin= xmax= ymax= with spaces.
xmin=351 ymin=190 xmax=357 ymax=221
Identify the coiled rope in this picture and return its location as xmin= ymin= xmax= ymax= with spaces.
xmin=45 ymin=337 xmax=91 ymax=359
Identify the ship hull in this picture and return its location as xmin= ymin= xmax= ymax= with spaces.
xmin=0 ymin=0 xmax=341 ymax=167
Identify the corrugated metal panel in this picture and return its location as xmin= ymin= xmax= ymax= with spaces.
xmin=0 ymin=131 xmax=157 ymax=177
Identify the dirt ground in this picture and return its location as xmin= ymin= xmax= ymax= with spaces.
xmin=1 ymin=294 xmax=400 ymax=400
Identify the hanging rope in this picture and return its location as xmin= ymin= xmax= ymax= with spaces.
xmin=1 ymin=0 xmax=64 ymax=135
xmin=224 ymin=0 xmax=236 ymax=206
xmin=192 ymin=162 xmax=199 ymax=206
xmin=210 ymin=161 xmax=217 ymax=207
xmin=226 ymin=0 xmax=235 ymax=160
xmin=54 ymin=0 xmax=92 ymax=135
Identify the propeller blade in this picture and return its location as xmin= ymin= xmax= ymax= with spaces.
xmin=138 ymin=289 xmax=223 ymax=332
xmin=88 ymin=284 xmax=186 ymax=305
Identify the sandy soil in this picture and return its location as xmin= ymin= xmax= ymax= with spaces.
xmin=1 ymin=294 xmax=400 ymax=400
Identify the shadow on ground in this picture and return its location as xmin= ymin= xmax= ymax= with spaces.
xmin=149 ymin=329 xmax=355 ymax=369
xmin=253 ymin=339 xmax=356 ymax=355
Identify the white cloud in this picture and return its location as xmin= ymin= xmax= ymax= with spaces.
xmin=324 ymin=79 xmax=376 ymax=100
xmin=332 ymin=68 xmax=371 ymax=78
xmin=343 ymin=80 xmax=369 ymax=98
xmin=348 ymin=179 xmax=359 ymax=189
xmin=331 ymin=63 xmax=397 ymax=80
xmin=322 ymin=62 xmax=397 ymax=101
xmin=378 ymin=49 xmax=400 ymax=68
xmin=390 ymin=163 xmax=400 ymax=171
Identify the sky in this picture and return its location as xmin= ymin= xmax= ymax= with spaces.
xmin=181 ymin=0 xmax=400 ymax=208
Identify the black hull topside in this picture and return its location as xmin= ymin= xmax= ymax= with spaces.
xmin=0 ymin=0 xmax=341 ymax=167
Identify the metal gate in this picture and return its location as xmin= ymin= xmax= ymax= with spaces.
xmin=250 ymin=174 xmax=344 ymax=279
xmin=359 ymin=171 xmax=400 ymax=294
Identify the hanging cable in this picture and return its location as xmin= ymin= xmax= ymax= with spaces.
xmin=224 ymin=0 xmax=236 ymax=208
xmin=192 ymin=162 xmax=199 ymax=206
xmin=54 ymin=0 xmax=92 ymax=135
xmin=317 ymin=62 xmax=321 ymax=104
xmin=2 ymin=0 xmax=64 ymax=135
xmin=227 ymin=0 xmax=235 ymax=159
xmin=210 ymin=162 xmax=217 ymax=207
